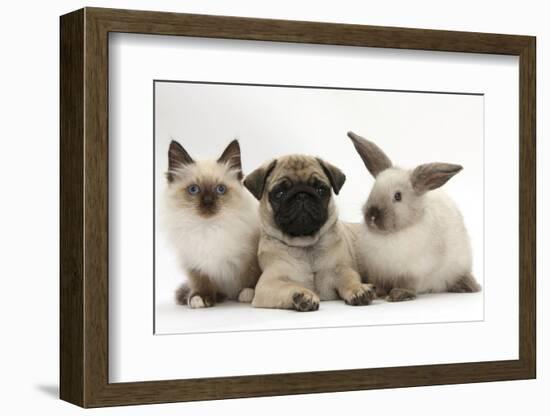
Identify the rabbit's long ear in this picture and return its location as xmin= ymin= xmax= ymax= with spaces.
xmin=316 ymin=158 xmax=346 ymax=195
xmin=411 ymin=163 xmax=463 ymax=193
xmin=217 ymin=139 xmax=243 ymax=180
xmin=167 ymin=140 xmax=194 ymax=182
xmin=243 ymin=159 xmax=277 ymax=200
xmin=347 ymin=131 xmax=392 ymax=177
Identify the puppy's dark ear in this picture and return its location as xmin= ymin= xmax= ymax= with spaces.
xmin=316 ymin=158 xmax=346 ymax=195
xmin=217 ymin=139 xmax=243 ymax=180
xmin=166 ymin=140 xmax=194 ymax=182
xmin=244 ymin=159 xmax=277 ymax=200
xmin=411 ymin=163 xmax=463 ymax=194
xmin=347 ymin=131 xmax=392 ymax=177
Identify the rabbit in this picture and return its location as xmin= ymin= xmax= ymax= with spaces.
xmin=347 ymin=131 xmax=481 ymax=302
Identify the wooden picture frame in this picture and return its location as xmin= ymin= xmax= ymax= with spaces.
xmin=60 ymin=7 xmax=536 ymax=408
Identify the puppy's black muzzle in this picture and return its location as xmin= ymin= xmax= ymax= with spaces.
xmin=273 ymin=185 xmax=328 ymax=237
xmin=287 ymin=185 xmax=318 ymax=202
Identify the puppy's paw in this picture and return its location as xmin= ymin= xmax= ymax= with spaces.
xmin=188 ymin=294 xmax=215 ymax=308
xmin=363 ymin=283 xmax=377 ymax=298
xmin=292 ymin=290 xmax=320 ymax=312
xmin=386 ymin=288 xmax=416 ymax=302
xmin=237 ymin=288 xmax=255 ymax=303
xmin=344 ymin=284 xmax=376 ymax=306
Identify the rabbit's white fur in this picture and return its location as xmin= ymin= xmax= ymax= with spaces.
xmin=347 ymin=131 xmax=479 ymax=296
xmin=355 ymin=187 xmax=472 ymax=293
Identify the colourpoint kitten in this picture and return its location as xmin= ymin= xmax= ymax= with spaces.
xmin=162 ymin=139 xmax=261 ymax=308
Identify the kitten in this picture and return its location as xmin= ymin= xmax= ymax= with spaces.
xmin=161 ymin=139 xmax=261 ymax=308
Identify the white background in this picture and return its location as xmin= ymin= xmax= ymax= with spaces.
xmin=153 ymin=83 xmax=485 ymax=335
xmin=0 ymin=0 xmax=546 ymax=415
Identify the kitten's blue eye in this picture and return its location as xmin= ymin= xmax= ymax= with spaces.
xmin=187 ymin=184 xmax=201 ymax=195
xmin=215 ymin=184 xmax=226 ymax=195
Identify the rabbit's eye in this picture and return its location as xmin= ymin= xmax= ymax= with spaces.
xmin=394 ymin=191 xmax=402 ymax=202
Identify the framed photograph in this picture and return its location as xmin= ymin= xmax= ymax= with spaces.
xmin=60 ymin=7 xmax=536 ymax=408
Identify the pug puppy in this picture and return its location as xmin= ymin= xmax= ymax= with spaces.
xmin=244 ymin=155 xmax=375 ymax=311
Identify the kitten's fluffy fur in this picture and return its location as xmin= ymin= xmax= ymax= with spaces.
xmin=161 ymin=140 xmax=261 ymax=308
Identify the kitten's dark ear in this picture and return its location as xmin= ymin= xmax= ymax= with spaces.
xmin=166 ymin=140 xmax=194 ymax=182
xmin=217 ymin=139 xmax=243 ymax=180
xmin=347 ymin=131 xmax=392 ymax=177
xmin=243 ymin=159 xmax=277 ymax=200
xmin=411 ymin=163 xmax=463 ymax=194
xmin=316 ymin=158 xmax=346 ymax=195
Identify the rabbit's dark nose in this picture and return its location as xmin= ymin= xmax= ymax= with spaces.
xmin=366 ymin=206 xmax=381 ymax=222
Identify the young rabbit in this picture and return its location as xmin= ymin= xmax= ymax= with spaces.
xmin=347 ymin=131 xmax=481 ymax=302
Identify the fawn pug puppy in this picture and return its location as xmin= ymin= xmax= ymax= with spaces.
xmin=162 ymin=139 xmax=261 ymax=308
xmin=244 ymin=155 xmax=375 ymax=311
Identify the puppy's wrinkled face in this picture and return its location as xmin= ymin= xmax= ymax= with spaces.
xmin=363 ymin=168 xmax=423 ymax=233
xmin=266 ymin=156 xmax=333 ymax=237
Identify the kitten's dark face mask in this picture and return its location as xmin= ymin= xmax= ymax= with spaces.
xmin=165 ymin=139 xmax=244 ymax=219
xmin=268 ymin=178 xmax=331 ymax=237
xmin=183 ymin=181 xmax=229 ymax=218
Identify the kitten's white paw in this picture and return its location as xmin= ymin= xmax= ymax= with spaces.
xmin=238 ymin=288 xmax=255 ymax=303
xmin=188 ymin=295 xmax=206 ymax=309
